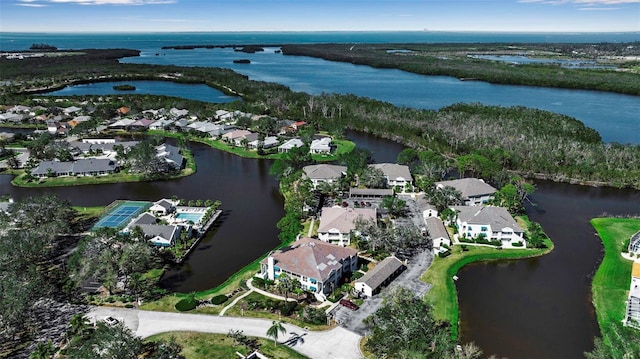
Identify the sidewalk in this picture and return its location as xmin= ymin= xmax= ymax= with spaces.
xmin=89 ymin=306 xmax=364 ymax=359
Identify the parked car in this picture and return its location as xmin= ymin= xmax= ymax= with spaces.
xmin=104 ymin=316 xmax=119 ymax=326
xmin=339 ymin=299 xmax=359 ymax=310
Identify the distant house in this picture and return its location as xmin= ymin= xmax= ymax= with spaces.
xmin=317 ymin=207 xmax=377 ymax=246
xmin=108 ymin=118 xmax=136 ymax=130
xmin=628 ymin=231 xmax=640 ymax=256
xmin=435 ymin=178 xmax=497 ymax=206
xmin=149 ymin=118 xmax=174 ymax=130
xmin=302 ymin=164 xmax=347 ymax=189
xmin=278 ymin=138 xmax=303 ymax=153
xmin=169 ymin=108 xmax=189 ymax=118
xmin=31 ymin=158 xmax=118 ymax=178
xmin=370 ymin=163 xmax=413 ymax=192
xmin=625 ymin=261 xmax=640 ymax=329
xmin=69 ymin=140 xmax=138 ymax=157
xmin=129 ymin=118 xmax=154 ymax=131
xmin=222 ymin=129 xmax=252 ymax=144
xmin=234 ymin=132 xmax=259 ymax=147
xmin=424 ymin=217 xmax=451 ymax=254
xmin=129 ymin=212 xmax=158 ymax=227
xmin=149 ymin=199 xmax=176 ymax=215
xmin=451 ymin=205 xmax=525 ymax=247
xmin=259 ymin=237 xmax=358 ymax=301
xmin=138 ymin=224 xmax=182 ymax=247
xmin=348 ymin=188 xmax=394 ymax=199
xmin=248 ymin=135 xmax=279 ymax=149
xmin=309 ymin=137 xmax=332 ymax=154
xmin=156 ymin=143 xmax=184 ymax=170
xmin=354 ymin=256 xmax=404 ymax=297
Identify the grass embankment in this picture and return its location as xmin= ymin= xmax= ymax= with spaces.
xmin=146 ymin=332 xmax=308 ymax=359
xmin=10 ymin=148 xmax=195 ymax=188
xmin=421 ymin=216 xmax=554 ymax=339
xmin=590 ymin=218 xmax=640 ymax=331
xmin=150 ymin=129 xmax=356 ymax=162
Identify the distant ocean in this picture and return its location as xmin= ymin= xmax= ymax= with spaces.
xmin=1 ymin=31 xmax=638 ymax=51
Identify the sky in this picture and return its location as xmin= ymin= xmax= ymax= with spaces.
xmin=0 ymin=0 xmax=638 ymax=33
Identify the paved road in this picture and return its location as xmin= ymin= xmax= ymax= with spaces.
xmin=89 ymin=307 xmax=363 ymax=359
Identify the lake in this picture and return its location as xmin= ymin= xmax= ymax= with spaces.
xmin=121 ymin=46 xmax=640 ymax=144
xmin=44 ymin=80 xmax=239 ymax=104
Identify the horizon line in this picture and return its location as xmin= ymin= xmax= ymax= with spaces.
xmin=1 ymin=30 xmax=639 ymax=34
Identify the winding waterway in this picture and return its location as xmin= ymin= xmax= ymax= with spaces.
xmin=2 ymin=32 xmax=639 ymax=357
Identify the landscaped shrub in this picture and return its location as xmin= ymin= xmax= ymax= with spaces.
xmin=301 ymin=306 xmax=327 ymax=325
xmin=351 ymin=271 xmax=364 ymax=281
xmin=175 ymin=297 xmax=197 ymax=311
xmin=512 ymin=241 xmax=524 ymax=247
xmin=438 ymin=250 xmax=451 ymax=258
xmin=125 ymin=304 xmax=134 ymax=308
xmin=211 ymin=295 xmax=228 ymax=305
xmin=252 ymin=277 xmax=266 ymax=288
xmin=279 ymin=301 xmax=299 ymax=316
xmin=460 ymin=245 xmax=469 ymax=252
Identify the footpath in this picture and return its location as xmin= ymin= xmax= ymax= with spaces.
xmin=89 ymin=306 xmax=363 ymax=359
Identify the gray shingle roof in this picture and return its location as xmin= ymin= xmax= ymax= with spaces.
xmin=452 ymin=206 xmax=523 ymax=233
xmin=370 ymin=163 xmax=413 ymax=182
xmin=435 ymin=178 xmax=497 ymax=200
xmin=31 ymin=158 xmax=116 ymax=176
xmin=356 ymin=256 xmax=403 ymax=290
xmin=424 ymin=217 xmax=449 ymax=240
xmin=303 ymin=164 xmax=347 ymax=180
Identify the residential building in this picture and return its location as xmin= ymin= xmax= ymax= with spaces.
xmin=354 ymin=256 xmax=404 ymax=297
xmin=260 ymin=237 xmax=358 ymax=300
xmin=435 ymin=178 xmax=497 ymax=206
xmin=451 ymin=206 xmax=525 ymax=247
xmin=149 ymin=199 xmax=177 ymax=215
xmin=138 ymin=224 xmax=182 ymax=247
xmin=424 ymin=217 xmax=451 ymax=254
xmin=234 ymin=132 xmax=259 ymax=147
xmin=31 ymin=158 xmax=117 ymax=178
xmin=370 ymin=163 xmax=413 ymax=192
xmin=278 ymin=138 xmax=303 ymax=153
xmin=625 ymin=261 xmax=640 ymax=329
xmin=628 ymin=231 xmax=640 ymax=256
xmin=302 ymin=164 xmax=347 ymax=189
xmin=348 ymin=188 xmax=394 ymax=199
xmin=317 ymin=207 xmax=376 ymax=246
xmin=222 ymin=129 xmax=252 ymax=144
xmin=248 ymin=135 xmax=279 ymax=149
xmin=156 ymin=143 xmax=184 ymax=170
xmin=309 ymin=137 xmax=332 ymax=154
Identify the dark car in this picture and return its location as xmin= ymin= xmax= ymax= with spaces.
xmin=339 ymin=299 xmax=359 ymax=310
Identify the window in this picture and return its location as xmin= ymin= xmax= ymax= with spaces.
xmin=481 ymin=226 xmax=488 ymax=232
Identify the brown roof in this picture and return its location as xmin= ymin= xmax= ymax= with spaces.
xmin=633 ymin=261 xmax=640 ymax=279
xmin=262 ymin=237 xmax=357 ymax=282
xmin=318 ymin=207 xmax=376 ymax=234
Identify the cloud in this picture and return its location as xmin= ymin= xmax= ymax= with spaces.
xmin=15 ymin=0 xmax=48 ymax=6
xmin=578 ymin=5 xmax=622 ymax=8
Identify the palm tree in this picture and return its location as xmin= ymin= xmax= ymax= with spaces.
xmin=277 ymin=274 xmax=299 ymax=302
xmin=266 ymin=320 xmax=287 ymax=346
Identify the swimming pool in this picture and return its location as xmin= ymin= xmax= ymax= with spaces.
xmin=176 ymin=212 xmax=204 ymax=224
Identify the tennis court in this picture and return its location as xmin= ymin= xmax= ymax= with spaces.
xmin=93 ymin=200 xmax=151 ymax=230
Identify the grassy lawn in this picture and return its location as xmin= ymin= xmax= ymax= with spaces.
xmin=224 ymin=291 xmax=331 ymax=331
xmin=146 ymin=332 xmax=309 ymax=359
xmin=590 ymin=218 xmax=640 ymax=329
xmin=421 ymin=216 xmax=554 ymax=339
xmin=148 ymin=129 xmax=356 ymax=162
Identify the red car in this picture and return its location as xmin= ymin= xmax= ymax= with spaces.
xmin=339 ymin=299 xmax=359 ymax=310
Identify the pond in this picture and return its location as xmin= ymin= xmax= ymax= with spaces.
xmin=43 ymin=80 xmax=239 ymax=104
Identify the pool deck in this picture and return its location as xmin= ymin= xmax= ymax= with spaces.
xmin=176 ymin=209 xmax=222 ymax=264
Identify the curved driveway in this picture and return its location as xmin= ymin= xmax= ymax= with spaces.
xmin=89 ymin=307 xmax=363 ymax=359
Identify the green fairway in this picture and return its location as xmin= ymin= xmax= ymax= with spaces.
xmin=590 ymin=218 xmax=640 ymax=328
